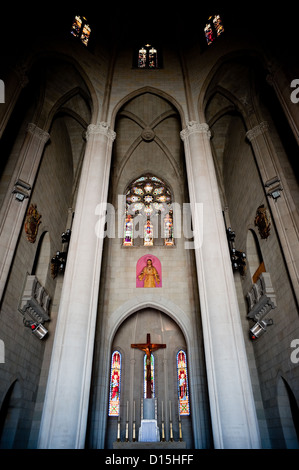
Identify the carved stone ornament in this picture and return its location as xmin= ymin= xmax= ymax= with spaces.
xmin=180 ymin=121 xmax=211 ymax=141
xmin=141 ymin=127 xmax=155 ymax=142
xmin=24 ymin=203 xmax=42 ymax=243
xmin=254 ymin=204 xmax=271 ymax=239
xmin=86 ymin=122 xmax=116 ymax=141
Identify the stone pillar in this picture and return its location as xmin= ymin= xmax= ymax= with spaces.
xmin=180 ymin=121 xmax=261 ymax=449
xmin=0 ymin=123 xmax=50 ymax=300
xmin=37 ymin=122 xmax=116 ymax=449
xmin=246 ymin=121 xmax=299 ymax=306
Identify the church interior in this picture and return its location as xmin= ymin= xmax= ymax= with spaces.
xmin=0 ymin=3 xmax=298 ymax=451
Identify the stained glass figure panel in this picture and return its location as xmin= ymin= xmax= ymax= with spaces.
xmin=204 ymin=14 xmax=224 ymax=45
xmin=71 ymin=15 xmax=82 ymax=37
xmin=177 ymin=350 xmax=190 ymax=415
xmin=213 ymin=14 xmax=224 ymax=36
xmin=138 ymin=47 xmax=147 ymax=68
xmin=204 ymin=22 xmax=214 ymax=45
xmin=123 ymin=215 xmax=133 ymax=246
xmin=144 ymin=220 xmax=154 ymax=246
xmin=164 ymin=212 xmax=174 ymax=246
xmin=108 ymin=351 xmax=121 ymax=416
xmin=144 ymin=353 xmax=155 ymax=398
xmin=81 ymin=23 xmax=91 ymax=46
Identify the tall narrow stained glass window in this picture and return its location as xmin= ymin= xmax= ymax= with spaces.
xmin=144 ymin=354 xmax=155 ymax=398
xmin=123 ymin=175 xmax=174 ymax=247
xmin=71 ymin=15 xmax=91 ymax=46
xmin=204 ymin=14 xmax=224 ymax=45
xmin=108 ymin=351 xmax=121 ymax=416
xmin=177 ymin=350 xmax=190 ymax=415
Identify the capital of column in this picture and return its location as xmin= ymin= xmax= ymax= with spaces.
xmin=180 ymin=121 xmax=211 ymax=141
xmin=27 ymin=123 xmax=50 ymax=144
xmin=246 ymin=121 xmax=269 ymax=142
xmin=86 ymin=122 xmax=116 ymax=142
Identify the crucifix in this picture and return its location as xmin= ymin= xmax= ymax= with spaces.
xmin=131 ymin=333 xmax=166 ymax=399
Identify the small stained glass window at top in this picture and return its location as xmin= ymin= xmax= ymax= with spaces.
xmin=71 ymin=15 xmax=91 ymax=46
xmin=204 ymin=14 xmax=224 ymax=45
xmin=138 ymin=44 xmax=158 ymax=68
xmin=108 ymin=351 xmax=122 ymax=416
xmin=177 ymin=350 xmax=190 ymax=415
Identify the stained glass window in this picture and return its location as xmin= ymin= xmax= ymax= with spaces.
xmin=138 ymin=45 xmax=158 ymax=68
xmin=177 ymin=350 xmax=190 ymax=415
xmin=108 ymin=351 xmax=121 ymax=416
xmin=144 ymin=354 xmax=155 ymax=398
xmin=204 ymin=14 xmax=224 ymax=45
xmin=123 ymin=174 xmax=174 ymax=247
xmin=71 ymin=15 xmax=91 ymax=46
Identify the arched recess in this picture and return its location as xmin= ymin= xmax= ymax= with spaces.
xmin=0 ymin=380 xmax=22 ymax=449
xmin=277 ymin=376 xmax=299 ymax=448
xmin=105 ymin=307 xmax=193 ymax=448
xmin=87 ymin=295 xmax=209 ymax=450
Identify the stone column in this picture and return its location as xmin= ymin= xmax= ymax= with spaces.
xmin=37 ymin=122 xmax=116 ymax=449
xmin=180 ymin=121 xmax=261 ymax=449
xmin=246 ymin=121 xmax=299 ymax=306
xmin=0 ymin=123 xmax=50 ymax=300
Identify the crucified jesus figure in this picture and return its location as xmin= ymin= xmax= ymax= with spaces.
xmin=131 ymin=333 xmax=166 ymax=399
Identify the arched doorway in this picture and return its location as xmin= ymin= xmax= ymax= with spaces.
xmin=105 ymin=308 xmax=193 ymax=448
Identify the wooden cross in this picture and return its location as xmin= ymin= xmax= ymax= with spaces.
xmin=131 ymin=333 xmax=166 ymax=399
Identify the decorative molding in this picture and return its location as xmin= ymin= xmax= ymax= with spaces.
xmin=246 ymin=121 xmax=269 ymax=142
xmin=19 ymin=274 xmax=51 ymax=324
xmin=27 ymin=123 xmax=50 ymax=144
xmin=180 ymin=121 xmax=211 ymax=141
xmin=86 ymin=122 xmax=116 ymax=141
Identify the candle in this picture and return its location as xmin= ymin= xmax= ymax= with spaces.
xmin=127 ymin=401 xmax=129 ymax=421
xmin=162 ymin=401 xmax=164 ymax=421
xmin=169 ymin=400 xmax=172 ymax=421
xmin=133 ymin=401 xmax=135 ymax=421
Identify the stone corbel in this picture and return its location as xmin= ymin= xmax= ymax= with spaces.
xmin=12 ymin=179 xmax=31 ymax=201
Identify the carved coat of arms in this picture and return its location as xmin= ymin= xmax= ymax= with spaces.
xmin=254 ymin=204 xmax=271 ymax=239
xmin=24 ymin=204 xmax=42 ymax=243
